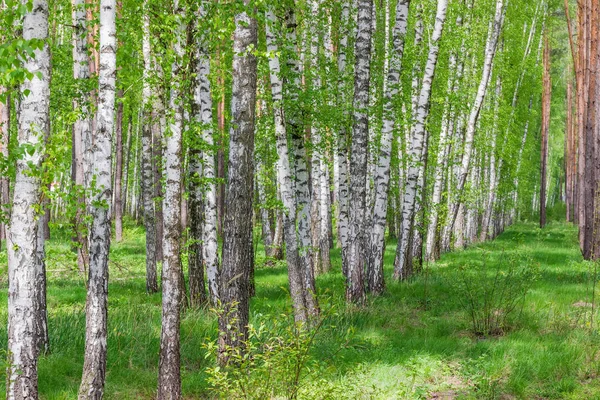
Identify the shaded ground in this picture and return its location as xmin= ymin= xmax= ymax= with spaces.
xmin=0 ymin=219 xmax=598 ymax=399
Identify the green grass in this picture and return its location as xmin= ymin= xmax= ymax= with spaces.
xmin=1 ymin=218 xmax=600 ymax=399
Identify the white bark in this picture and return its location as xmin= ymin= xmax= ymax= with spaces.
xmin=445 ymin=0 xmax=505 ymax=240
xmin=79 ymin=0 xmax=115 ymax=397
xmin=7 ymin=1 xmax=50 ymax=398
xmin=424 ymin=13 xmax=465 ymax=262
xmin=393 ymin=0 xmax=448 ymax=280
xmin=218 ymin=0 xmax=258 ymax=363
xmin=267 ymin=9 xmax=311 ymax=322
xmin=72 ymin=0 xmax=92 ymax=274
xmin=366 ymin=0 xmax=410 ymax=294
xmin=285 ymin=6 xmax=318 ymax=315
xmin=346 ymin=0 xmax=374 ymax=303
xmin=336 ymin=0 xmax=351 ymax=273
xmin=141 ymin=0 xmax=158 ymax=294
xmin=157 ymin=0 xmax=185 ymax=396
xmin=480 ymin=77 xmax=502 ymax=242
xmin=192 ymin=10 xmax=220 ymax=303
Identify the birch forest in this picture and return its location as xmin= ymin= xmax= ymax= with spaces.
xmin=1 ymin=0 xmax=599 ymax=398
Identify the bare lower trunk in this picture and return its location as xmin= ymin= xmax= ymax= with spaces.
xmin=540 ymin=33 xmax=551 ymax=229
xmin=336 ymin=1 xmax=351 ymax=273
xmin=445 ymin=0 xmax=505 ymax=239
xmin=157 ymin=1 xmax=185 ymax=397
xmin=7 ymin=3 xmax=50 ymax=398
xmin=114 ymin=90 xmax=124 ymax=242
xmin=153 ymin=102 xmax=164 ymax=265
xmin=72 ymin=0 xmax=91 ymax=274
xmin=0 ymin=91 xmax=8 ymax=249
xmin=285 ymin=6 xmax=318 ymax=316
xmin=394 ymin=0 xmax=448 ymax=280
xmin=141 ymin=0 xmax=157 ymax=294
xmin=366 ymin=0 xmax=410 ymax=294
xmin=79 ymin=0 xmax=116 ymax=397
xmin=267 ymin=8 xmax=310 ymax=322
xmin=218 ymin=3 xmax=258 ymax=364
xmin=346 ymin=0 xmax=374 ymax=304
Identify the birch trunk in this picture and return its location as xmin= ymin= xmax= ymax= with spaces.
xmin=79 ymin=0 xmax=115 ymax=397
xmin=424 ymin=12 xmax=466 ymax=262
xmin=347 ymin=0 xmax=374 ymax=303
xmin=7 ymin=2 xmax=50 ymax=397
xmin=336 ymin=0 xmax=351 ymax=272
xmin=72 ymin=0 xmax=92 ymax=273
xmin=0 ymin=90 xmax=8 ymax=249
xmin=540 ymin=33 xmax=551 ymax=229
xmin=141 ymin=1 xmax=158 ymax=294
xmin=366 ymin=0 xmax=410 ymax=294
xmin=267 ymin=9 xmax=310 ymax=322
xmin=218 ymin=2 xmax=258 ymax=364
xmin=122 ymin=116 xmax=133 ymax=215
xmin=393 ymin=0 xmax=448 ymax=280
xmin=114 ymin=91 xmax=124 ymax=242
xmin=157 ymin=1 xmax=185 ymax=396
xmin=141 ymin=123 xmax=157 ymax=294
xmin=153 ymin=102 xmax=164 ymax=265
xmin=285 ymin=5 xmax=318 ymax=315
xmin=445 ymin=0 xmax=505 ymax=241
xmin=480 ymin=78 xmax=502 ymax=241
xmin=193 ymin=7 xmax=220 ymax=303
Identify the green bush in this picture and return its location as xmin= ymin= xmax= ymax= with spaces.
xmin=456 ymin=251 xmax=539 ymax=336
xmin=204 ymin=310 xmax=327 ymax=399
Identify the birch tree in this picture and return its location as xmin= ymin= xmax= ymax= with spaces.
xmin=393 ymin=0 xmax=448 ymax=281
xmin=336 ymin=0 xmax=351 ymax=272
xmin=346 ymin=0 xmax=374 ymax=303
xmin=194 ymin=4 xmax=219 ymax=304
xmin=267 ymin=7 xmax=310 ymax=323
xmin=157 ymin=0 xmax=186 ymax=396
xmin=78 ymin=0 xmax=116 ymax=397
xmin=7 ymin=1 xmax=50 ymax=397
xmin=444 ymin=0 xmax=505 ymax=245
xmin=366 ymin=0 xmax=410 ymax=294
xmin=140 ymin=0 xmax=158 ymax=294
xmin=218 ymin=0 xmax=258 ymax=363
xmin=285 ymin=4 xmax=319 ymax=316
xmin=72 ymin=0 xmax=92 ymax=273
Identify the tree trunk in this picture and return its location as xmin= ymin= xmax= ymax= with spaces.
xmin=114 ymin=90 xmax=124 ymax=242
xmin=157 ymin=1 xmax=185 ymax=397
xmin=480 ymin=77 xmax=502 ymax=241
xmin=0 ymin=90 xmax=8 ymax=249
xmin=445 ymin=0 xmax=505 ymax=241
xmin=285 ymin=5 xmax=319 ymax=316
xmin=346 ymin=0 xmax=374 ymax=304
xmin=79 ymin=0 xmax=115 ymax=397
xmin=266 ymin=8 xmax=310 ymax=322
xmin=141 ymin=0 xmax=158 ymax=294
xmin=122 ymin=115 xmax=133 ymax=215
xmin=336 ymin=1 xmax=351 ymax=273
xmin=393 ymin=0 xmax=448 ymax=280
xmin=367 ymin=0 xmax=410 ymax=294
xmin=72 ymin=0 xmax=92 ymax=274
xmin=540 ymin=33 xmax=551 ymax=229
xmin=153 ymin=102 xmax=164 ymax=265
xmin=7 ymin=2 xmax=50 ymax=398
xmin=195 ymin=9 xmax=220 ymax=304
xmin=218 ymin=2 xmax=258 ymax=364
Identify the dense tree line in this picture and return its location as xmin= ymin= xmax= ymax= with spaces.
xmin=0 ymin=0 xmax=558 ymax=397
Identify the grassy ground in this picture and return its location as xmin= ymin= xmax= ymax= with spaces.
xmin=0 ymin=218 xmax=599 ymax=399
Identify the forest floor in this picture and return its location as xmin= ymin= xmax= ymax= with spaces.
xmin=1 ymin=216 xmax=600 ymax=399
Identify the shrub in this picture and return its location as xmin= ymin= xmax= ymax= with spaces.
xmin=456 ymin=251 xmax=539 ymax=336
xmin=204 ymin=310 xmax=326 ymax=399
